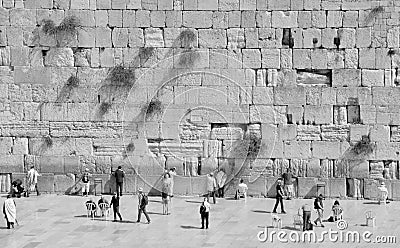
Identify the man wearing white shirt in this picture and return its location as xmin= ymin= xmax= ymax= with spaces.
xmin=27 ymin=166 xmax=40 ymax=197
xmin=200 ymin=198 xmax=211 ymax=229
xmin=235 ymin=179 xmax=248 ymax=200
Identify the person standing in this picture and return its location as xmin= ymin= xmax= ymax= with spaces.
xmin=3 ymin=195 xmax=16 ymax=229
xmin=114 ymin=166 xmax=125 ymax=197
xmin=161 ymin=173 xmax=172 ymax=215
xmin=27 ymin=166 xmax=40 ymax=197
xmin=272 ymin=180 xmax=286 ymax=214
xmin=314 ymin=194 xmax=325 ymax=227
xmin=199 ymin=198 xmax=211 ymax=229
xmin=301 ymin=202 xmax=312 ymax=231
xmin=282 ymin=171 xmax=294 ymax=200
xmin=168 ymin=167 xmax=176 ymax=199
xmin=137 ymin=187 xmax=151 ymax=224
xmin=215 ymin=169 xmax=227 ymax=198
xmin=110 ymin=192 xmax=122 ymax=222
xmin=206 ymin=173 xmax=217 ymax=204
xmin=81 ymin=168 xmax=91 ymax=197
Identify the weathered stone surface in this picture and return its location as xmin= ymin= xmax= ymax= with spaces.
xmin=297 ymin=125 xmax=321 ymax=141
xmin=312 ymin=141 xmax=341 ymax=159
xmin=297 ymin=71 xmax=330 ymax=86
xmin=321 ymin=125 xmax=349 ymax=141
xmin=1 ymin=121 xmax=49 ymax=137
xmin=274 ymin=87 xmax=305 ymax=105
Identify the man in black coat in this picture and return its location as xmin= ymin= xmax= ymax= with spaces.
xmin=110 ymin=192 xmax=122 ymax=222
xmin=272 ymin=179 xmax=286 ymax=214
xmin=114 ymin=166 xmax=125 ymax=197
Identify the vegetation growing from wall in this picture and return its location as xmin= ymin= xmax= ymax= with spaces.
xmin=55 ymin=75 xmax=80 ymax=104
xmin=41 ymin=16 xmax=81 ymax=46
xmin=144 ymin=98 xmax=163 ymax=120
xmin=365 ymin=6 xmax=384 ymax=24
xmin=352 ymin=135 xmax=375 ymax=156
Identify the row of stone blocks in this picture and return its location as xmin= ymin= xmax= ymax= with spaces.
xmin=5 ymin=0 xmax=395 ymax=12
xmin=8 ymin=172 xmax=400 ymax=200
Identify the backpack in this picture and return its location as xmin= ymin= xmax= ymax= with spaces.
xmin=200 ymin=205 xmax=206 ymax=214
xmin=142 ymin=194 xmax=148 ymax=206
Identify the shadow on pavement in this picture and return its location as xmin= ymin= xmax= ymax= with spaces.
xmin=252 ymin=210 xmax=271 ymax=214
xmin=181 ymin=225 xmax=202 ymax=229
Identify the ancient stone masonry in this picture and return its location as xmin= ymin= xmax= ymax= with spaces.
xmin=0 ymin=0 xmax=400 ymax=199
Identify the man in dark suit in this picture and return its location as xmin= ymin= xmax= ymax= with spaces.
xmin=272 ymin=179 xmax=286 ymax=214
xmin=114 ymin=166 xmax=125 ymax=197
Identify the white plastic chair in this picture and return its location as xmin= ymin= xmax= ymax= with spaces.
xmin=365 ymin=211 xmax=376 ymax=227
xmin=333 ymin=207 xmax=343 ymax=221
xmin=86 ymin=202 xmax=96 ymax=220
xmin=99 ymin=203 xmax=110 ymax=220
xmin=271 ymin=214 xmax=282 ymax=229
xmin=293 ymin=214 xmax=303 ymax=230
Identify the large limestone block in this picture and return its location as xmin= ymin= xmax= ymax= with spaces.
xmin=274 ymin=87 xmax=305 ymax=105
xmin=271 ymin=11 xmax=298 ymax=28
xmin=245 ymin=176 xmax=266 ymax=197
xmin=290 ymin=159 xmax=308 ymax=177
xmin=14 ymin=67 xmax=51 ymax=84
xmin=1 ymin=121 xmax=49 ymax=137
xmin=332 ymin=69 xmax=361 ymax=87
xmin=54 ymin=174 xmax=75 ymax=193
xmin=93 ymin=138 xmax=124 ymax=156
xmin=45 ymin=48 xmax=74 ymax=67
xmin=321 ymin=125 xmax=349 ymax=141
xmin=306 ymin=158 xmax=321 ymax=177
xmin=297 ymin=177 xmax=316 ymax=198
xmin=257 ymin=139 xmax=284 ymax=159
xmin=349 ymin=125 xmax=370 ymax=142
xmin=287 ymin=105 xmax=303 ymax=125
xmin=278 ymin=124 xmax=296 ymax=141
xmin=50 ymin=121 xmax=124 ymax=138
xmin=312 ymin=141 xmax=341 ymax=159
xmin=198 ymin=29 xmax=227 ymax=49
xmin=191 ymin=176 xmax=208 ymax=196
xmin=348 ymin=160 xmax=369 ymax=178
xmin=304 ymin=105 xmax=333 ymax=125
xmin=283 ymin=141 xmax=311 ymax=159
xmin=273 ymin=158 xmax=289 ymax=176
xmin=171 ymin=176 xmax=191 ymax=195
xmin=392 ymin=181 xmax=400 ymax=200
xmin=361 ymin=69 xmax=384 ymax=87
xmin=375 ymin=142 xmax=400 ymax=160
xmin=0 ymin=155 xmax=24 ymax=173
xmin=37 ymin=174 xmax=55 ymax=193
xmin=363 ymin=179 xmax=380 ymax=200
xmin=0 ymin=137 xmax=12 ymax=155
xmin=183 ymin=11 xmax=212 ymax=28
xmin=297 ymin=125 xmax=321 ymax=141
xmin=329 ymin=178 xmax=346 ymax=198
xmin=250 ymin=105 xmax=287 ymax=124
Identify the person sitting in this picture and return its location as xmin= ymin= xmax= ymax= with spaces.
xmin=98 ymin=195 xmax=109 ymax=217
xmin=11 ymin=179 xmax=24 ymax=198
xmin=329 ymin=200 xmax=343 ymax=221
xmin=85 ymin=198 xmax=97 ymax=217
xmin=235 ymin=179 xmax=248 ymax=200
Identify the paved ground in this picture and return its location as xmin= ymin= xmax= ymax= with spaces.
xmin=0 ymin=194 xmax=398 ymax=248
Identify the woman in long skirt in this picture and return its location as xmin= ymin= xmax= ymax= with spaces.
xmin=3 ymin=195 xmax=16 ymax=229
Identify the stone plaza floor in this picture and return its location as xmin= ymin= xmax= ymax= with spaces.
xmin=0 ymin=194 xmax=399 ymax=248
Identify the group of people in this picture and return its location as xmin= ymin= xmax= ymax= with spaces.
xmin=301 ymin=195 xmax=344 ymax=231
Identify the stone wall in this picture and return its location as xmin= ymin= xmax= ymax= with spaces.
xmin=1 ymin=0 xmax=400 ymax=197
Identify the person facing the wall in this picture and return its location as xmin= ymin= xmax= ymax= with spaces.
xmin=81 ymin=168 xmax=91 ymax=197
xmin=27 ymin=166 xmax=40 ymax=197
xmin=114 ymin=166 xmax=125 ymax=197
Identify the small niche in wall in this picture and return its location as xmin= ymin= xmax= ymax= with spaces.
xmin=296 ymin=69 xmax=332 ymax=86
xmin=282 ymin=28 xmax=294 ymax=48
xmin=347 ymin=105 xmax=361 ymax=124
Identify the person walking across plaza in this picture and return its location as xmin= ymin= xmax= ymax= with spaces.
xmin=272 ymin=180 xmax=286 ymax=214
xmin=206 ymin=173 xmax=217 ymax=204
xmin=200 ymin=197 xmax=211 ymax=229
xmin=81 ymin=168 xmax=91 ymax=197
xmin=27 ymin=166 xmax=40 ymax=197
xmin=301 ymin=202 xmax=312 ymax=231
xmin=3 ymin=195 xmax=17 ymax=229
xmin=137 ymin=187 xmax=151 ymax=224
xmin=110 ymin=192 xmax=122 ymax=222
xmin=314 ymin=194 xmax=325 ymax=227
xmin=114 ymin=166 xmax=125 ymax=197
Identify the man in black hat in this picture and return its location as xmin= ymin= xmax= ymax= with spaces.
xmin=114 ymin=166 xmax=125 ymax=197
xmin=272 ymin=179 xmax=286 ymax=214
